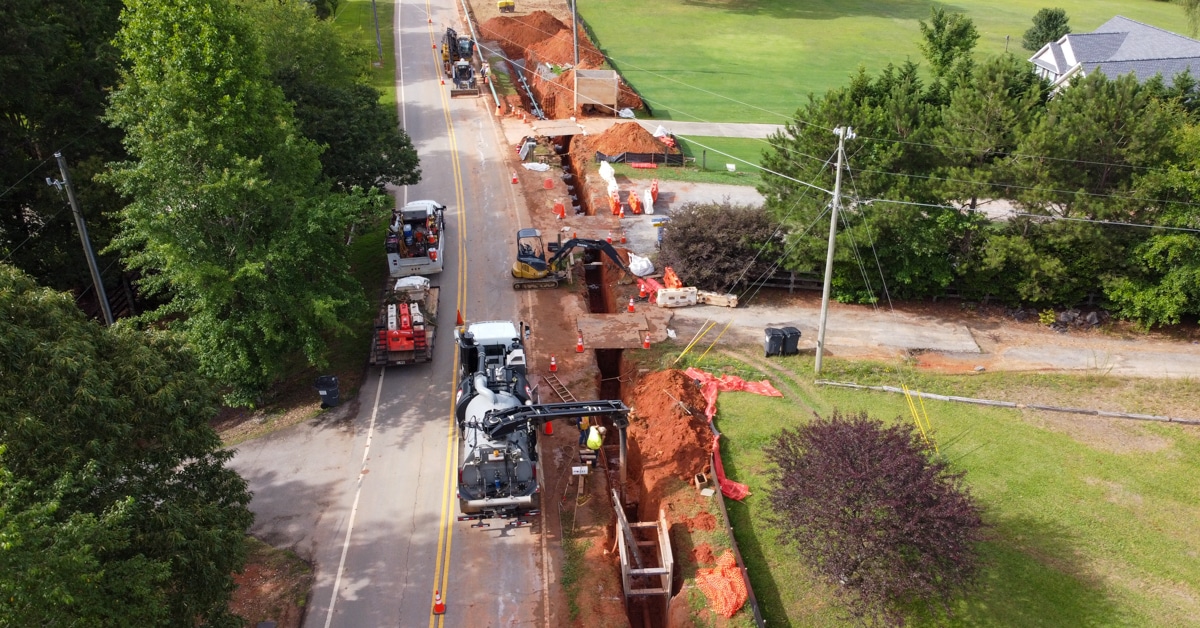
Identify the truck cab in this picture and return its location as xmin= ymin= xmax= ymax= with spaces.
xmin=386 ymin=200 xmax=446 ymax=277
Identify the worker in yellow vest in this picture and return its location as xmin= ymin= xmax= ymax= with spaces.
xmin=586 ymin=425 xmax=606 ymax=450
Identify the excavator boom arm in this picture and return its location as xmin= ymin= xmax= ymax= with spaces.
xmin=545 ymin=238 xmax=631 ymax=275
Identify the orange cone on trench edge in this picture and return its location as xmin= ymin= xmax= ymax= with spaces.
xmin=511 ymin=172 xmax=518 ymax=184
xmin=576 ymin=333 xmax=584 ymax=353
xmin=433 ymin=590 xmax=445 ymax=615
xmin=643 ymin=334 xmax=651 ymax=349
xmin=628 ymin=297 xmax=636 ymax=313
xmin=549 ymin=355 xmax=557 ymax=372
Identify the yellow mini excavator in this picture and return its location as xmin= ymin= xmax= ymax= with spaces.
xmin=511 ymin=228 xmax=629 ymax=290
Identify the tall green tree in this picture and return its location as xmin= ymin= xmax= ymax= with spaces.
xmin=1105 ymin=123 xmax=1200 ymax=327
xmin=0 ymin=265 xmax=252 ymax=626
xmin=761 ymin=63 xmax=965 ymax=302
xmin=986 ymin=72 xmax=1186 ymax=305
xmin=935 ymin=54 xmax=1046 ymax=210
xmin=105 ymin=0 xmax=382 ymax=404
xmin=240 ymin=0 xmax=420 ymax=192
xmin=918 ymin=8 xmax=979 ymax=92
xmin=1022 ymin=8 xmax=1071 ymax=52
xmin=0 ymin=0 xmax=126 ymax=296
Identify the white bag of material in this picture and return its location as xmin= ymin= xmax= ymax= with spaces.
xmin=643 ymin=188 xmax=655 ymax=215
xmin=521 ymin=162 xmax=550 ymax=172
xmin=618 ymin=108 xmax=636 ymax=119
xmin=653 ymin=125 xmax=670 ymax=138
xmin=627 ymin=253 xmax=654 ymax=277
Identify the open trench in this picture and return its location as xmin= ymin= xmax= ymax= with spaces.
xmin=584 ymin=257 xmax=666 ymax=628
xmin=554 ymin=135 xmax=595 ymax=216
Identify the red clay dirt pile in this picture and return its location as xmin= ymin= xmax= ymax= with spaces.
xmin=480 ymin=11 xmax=643 ymax=119
xmin=479 ymin=11 xmax=566 ymax=59
xmin=589 ymin=121 xmax=679 ymax=156
xmin=626 ymin=369 xmax=713 ymax=520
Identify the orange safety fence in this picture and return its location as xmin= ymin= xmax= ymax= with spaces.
xmin=696 ymin=550 xmax=747 ymax=618
xmin=685 ymin=367 xmax=782 ymax=500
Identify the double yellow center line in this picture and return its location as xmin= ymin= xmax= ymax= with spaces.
xmin=425 ymin=0 xmax=470 ymax=625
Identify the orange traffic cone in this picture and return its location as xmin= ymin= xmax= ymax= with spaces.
xmin=440 ymin=78 xmax=445 ymax=85
xmin=572 ymin=231 xmax=577 ymax=240
xmin=606 ymin=231 xmax=612 ymax=244
xmin=643 ymin=334 xmax=651 ymax=349
xmin=511 ymin=172 xmax=518 ymax=184
xmin=619 ymin=205 xmax=625 ymax=219
xmin=456 ymin=309 xmax=464 ymax=326
xmin=628 ymin=297 xmax=636 ymax=313
xmin=433 ymin=590 xmax=446 ymax=615
xmin=638 ymin=283 xmax=647 ymax=299
xmin=620 ymin=230 xmax=627 ymax=244
xmin=576 ymin=333 xmax=584 ymax=353
xmin=544 ymin=421 xmax=554 ymax=435
xmin=549 ymin=355 xmax=557 ymax=372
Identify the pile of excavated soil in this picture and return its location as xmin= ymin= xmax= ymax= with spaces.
xmin=480 ymin=11 xmax=566 ymax=59
xmin=528 ymin=29 xmax=606 ymax=67
xmin=685 ymin=511 xmax=717 ymax=532
xmin=590 ymin=121 xmax=679 ymax=156
xmin=692 ymin=543 xmax=716 ymax=566
xmin=626 ymin=369 xmax=713 ymax=519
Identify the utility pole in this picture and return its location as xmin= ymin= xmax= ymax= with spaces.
xmin=370 ymin=0 xmax=384 ymax=68
xmin=814 ymin=126 xmax=853 ymax=374
xmin=571 ymin=0 xmax=579 ymax=113
xmin=50 ymin=152 xmax=114 ymax=326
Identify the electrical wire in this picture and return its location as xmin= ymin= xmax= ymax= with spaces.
xmin=864 ymin=197 xmax=1200 ymax=234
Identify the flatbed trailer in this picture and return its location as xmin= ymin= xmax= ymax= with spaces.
xmin=369 ymin=279 xmax=440 ymax=366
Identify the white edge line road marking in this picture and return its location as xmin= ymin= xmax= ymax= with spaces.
xmin=323 ymin=366 xmax=387 ymax=628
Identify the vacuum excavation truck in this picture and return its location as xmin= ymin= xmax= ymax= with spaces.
xmin=454 ymin=319 xmax=630 ymax=526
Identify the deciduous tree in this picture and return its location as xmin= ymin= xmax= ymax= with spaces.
xmin=1022 ymin=8 xmax=1071 ymax=51
xmin=765 ymin=411 xmax=984 ymax=625
xmin=241 ymin=0 xmax=421 ymax=192
xmin=105 ymin=0 xmax=382 ymax=403
xmin=0 ymin=265 xmax=252 ymax=626
xmin=918 ymin=8 xmax=979 ymax=91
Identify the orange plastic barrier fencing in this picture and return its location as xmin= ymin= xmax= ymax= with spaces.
xmin=696 ymin=550 xmax=747 ymax=618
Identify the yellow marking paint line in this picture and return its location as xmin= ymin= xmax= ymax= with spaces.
xmin=425 ymin=3 xmax=471 ymax=626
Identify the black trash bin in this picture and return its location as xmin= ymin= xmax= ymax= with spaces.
xmin=764 ymin=327 xmax=785 ymax=357
xmin=781 ymin=326 xmax=802 ymax=356
xmin=315 ymin=375 xmax=340 ymax=408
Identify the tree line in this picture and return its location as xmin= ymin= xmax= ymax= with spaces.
xmin=751 ymin=9 xmax=1200 ymax=329
xmin=2 ymin=0 xmax=420 ymax=404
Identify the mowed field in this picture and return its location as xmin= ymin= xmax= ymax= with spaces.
xmin=686 ymin=352 xmax=1200 ymax=626
xmin=576 ymin=0 xmax=1188 ymax=123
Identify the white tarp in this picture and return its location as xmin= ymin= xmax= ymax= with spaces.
xmin=521 ymin=162 xmax=550 ymax=171
xmin=618 ymin=108 xmax=636 ymax=118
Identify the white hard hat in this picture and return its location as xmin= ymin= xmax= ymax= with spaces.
xmin=597 ymin=426 xmax=607 ymax=434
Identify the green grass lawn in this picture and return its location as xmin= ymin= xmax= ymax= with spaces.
xmin=676 ymin=352 xmax=1200 ymax=626
xmin=577 ymin=0 xmax=1189 ymax=123
xmin=331 ymin=0 xmax=397 ymax=106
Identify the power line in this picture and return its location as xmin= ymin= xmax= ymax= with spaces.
xmin=864 ymin=197 xmax=1200 ymax=234
xmin=845 ymin=165 xmax=1200 ymax=210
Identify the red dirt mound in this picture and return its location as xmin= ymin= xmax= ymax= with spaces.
xmin=686 ymin=512 xmax=717 ymax=532
xmin=528 ymin=29 xmax=606 ymax=68
xmin=480 ymin=11 xmax=566 ymax=60
xmin=626 ymin=369 xmax=713 ymax=519
xmin=692 ymin=543 xmax=717 ymax=566
xmin=590 ymin=121 xmax=678 ymax=156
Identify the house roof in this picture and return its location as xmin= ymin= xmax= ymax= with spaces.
xmin=1029 ymin=15 xmax=1200 ymax=87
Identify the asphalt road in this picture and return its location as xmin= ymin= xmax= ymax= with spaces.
xmin=230 ymin=0 xmax=543 ymax=626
